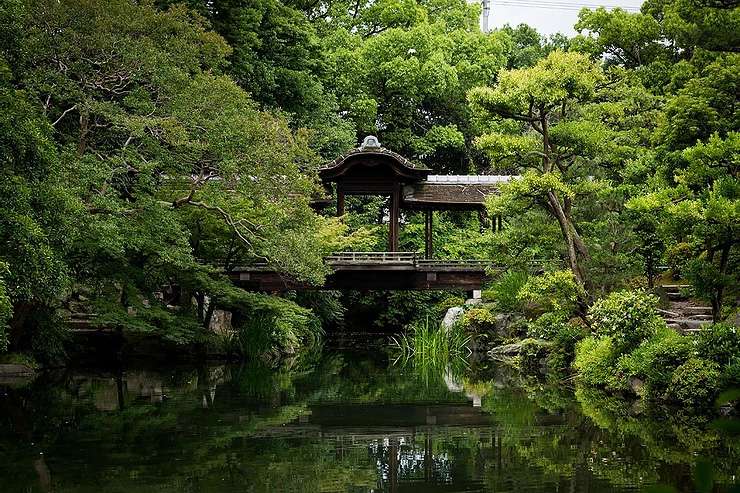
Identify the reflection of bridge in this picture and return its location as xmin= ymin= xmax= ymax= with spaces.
xmin=231 ymin=252 xmax=499 ymax=291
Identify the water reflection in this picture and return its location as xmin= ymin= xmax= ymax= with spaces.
xmin=0 ymin=351 xmax=737 ymax=492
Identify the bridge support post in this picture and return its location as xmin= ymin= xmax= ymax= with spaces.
xmin=388 ymin=183 xmax=400 ymax=251
xmin=336 ymin=184 xmax=345 ymax=217
xmin=424 ymin=210 xmax=433 ymax=259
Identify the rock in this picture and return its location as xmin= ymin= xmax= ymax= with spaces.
xmin=629 ymin=377 xmax=644 ymax=396
xmin=441 ymin=306 xmax=465 ymax=330
xmin=489 ymin=342 xmax=525 ymax=355
xmin=666 ymin=318 xmax=712 ymax=331
xmin=465 ymin=298 xmax=482 ymax=306
xmin=0 ymin=364 xmax=34 ymax=377
xmin=491 ymin=313 xmax=524 ymax=338
xmin=0 ymin=364 xmax=36 ymax=388
xmin=488 ymin=339 xmax=552 ymax=357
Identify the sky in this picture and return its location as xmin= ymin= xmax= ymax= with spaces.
xmin=483 ymin=0 xmax=645 ymax=36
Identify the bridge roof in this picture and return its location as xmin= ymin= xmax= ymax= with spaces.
xmin=319 ymin=145 xmax=430 ymax=183
xmin=403 ymin=175 xmax=515 ymax=210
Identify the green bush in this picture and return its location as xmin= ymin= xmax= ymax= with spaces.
xmin=665 ymin=242 xmax=692 ymax=277
xmin=694 ymin=323 xmax=740 ymax=366
xmin=463 ymin=305 xmax=498 ymax=330
xmin=519 ymin=338 xmax=551 ymax=374
xmin=518 ymin=270 xmax=583 ymax=314
xmin=547 ymin=321 xmax=589 ymax=373
xmin=483 ymin=271 xmax=528 ymax=312
xmin=527 ymin=311 xmax=570 ymax=340
xmin=224 ymin=292 xmax=323 ymax=357
xmin=618 ymin=329 xmax=693 ymax=398
xmin=589 ymin=289 xmax=665 ymax=352
xmin=434 ymin=295 xmax=466 ymax=318
xmin=721 ymin=357 xmax=740 ymax=387
xmin=664 ymin=358 xmax=721 ymax=406
xmin=574 ymin=336 xmax=621 ymax=389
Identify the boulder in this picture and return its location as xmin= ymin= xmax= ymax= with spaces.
xmin=464 ymin=298 xmax=483 ymax=306
xmin=0 ymin=364 xmax=34 ymax=377
xmin=629 ymin=377 xmax=645 ymax=397
xmin=0 ymin=364 xmax=36 ymax=388
xmin=488 ymin=339 xmax=552 ymax=357
xmin=441 ymin=306 xmax=465 ymax=330
xmin=491 ymin=312 xmax=524 ymax=338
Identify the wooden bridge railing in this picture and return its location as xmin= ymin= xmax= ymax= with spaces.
xmin=229 ymin=252 xmax=502 ymax=272
xmin=325 ymin=251 xmax=416 ymax=264
xmin=323 ymin=252 xmax=497 ymax=270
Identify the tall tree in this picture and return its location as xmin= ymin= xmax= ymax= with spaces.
xmin=1 ymin=0 xmax=348 ymax=354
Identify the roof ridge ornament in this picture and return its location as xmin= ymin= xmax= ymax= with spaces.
xmin=360 ymin=135 xmax=381 ymax=150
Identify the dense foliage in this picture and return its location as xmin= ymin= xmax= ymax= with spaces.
xmin=0 ymin=0 xmax=737 ymax=369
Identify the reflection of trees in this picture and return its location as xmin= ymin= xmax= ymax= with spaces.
xmin=0 ymin=355 xmax=737 ymax=492
xmin=474 ymin=377 xmax=739 ymax=492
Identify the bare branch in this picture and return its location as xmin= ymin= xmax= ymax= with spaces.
xmin=52 ymin=104 xmax=78 ymax=127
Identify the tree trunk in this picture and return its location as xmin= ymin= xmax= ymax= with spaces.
xmin=713 ymin=244 xmax=731 ymax=322
xmin=203 ymin=299 xmax=216 ymax=330
xmin=547 ymin=191 xmax=587 ymax=287
xmin=7 ymin=302 xmax=33 ymax=350
xmin=77 ymin=108 xmax=89 ymax=157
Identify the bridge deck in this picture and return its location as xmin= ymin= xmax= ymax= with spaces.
xmin=230 ymin=252 xmax=498 ymax=291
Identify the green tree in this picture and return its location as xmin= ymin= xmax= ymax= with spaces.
xmin=580 ymin=1 xmax=739 ymax=320
xmin=2 ymin=0 xmax=346 ymax=354
xmin=470 ymin=52 xmax=605 ymax=293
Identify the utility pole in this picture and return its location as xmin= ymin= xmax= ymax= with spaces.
xmin=480 ymin=0 xmax=491 ymax=33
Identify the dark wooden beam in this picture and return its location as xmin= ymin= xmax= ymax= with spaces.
xmin=424 ymin=210 xmax=433 ymax=259
xmin=389 ymin=183 xmax=400 ymax=251
xmin=336 ymin=184 xmax=345 ymax=217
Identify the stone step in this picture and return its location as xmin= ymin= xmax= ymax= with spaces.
xmin=667 ymin=292 xmax=688 ymax=300
xmin=665 ymin=318 xmax=712 ymax=331
xmin=661 ymin=284 xmax=691 ymax=290
xmin=689 ymin=314 xmax=714 ymax=321
xmin=682 ymin=306 xmax=713 ymax=315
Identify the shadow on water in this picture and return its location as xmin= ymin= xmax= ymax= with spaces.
xmin=0 ymin=345 xmax=738 ymax=492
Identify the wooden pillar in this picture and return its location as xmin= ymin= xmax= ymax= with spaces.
xmin=389 ymin=443 xmax=399 ymax=493
xmin=424 ymin=209 xmax=433 ymax=259
xmin=424 ymin=432 xmax=432 ymax=481
xmin=336 ymin=184 xmax=345 ymax=217
xmin=388 ymin=183 xmax=400 ymax=251
xmin=478 ymin=208 xmax=488 ymax=233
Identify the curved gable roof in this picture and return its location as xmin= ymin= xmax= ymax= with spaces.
xmin=319 ymin=147 xmax=430 ymax=183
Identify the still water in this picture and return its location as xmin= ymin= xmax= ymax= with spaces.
xmin=1 ymin=348 xmax=738 ymax=492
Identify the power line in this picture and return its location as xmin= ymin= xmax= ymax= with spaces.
xmin=494 ymin=0 xmax=641 ymax=8
xmin=493 ymin=0 xmax=640 ymax=12
xmin=495 ymin=2 xmax=640 ymax=11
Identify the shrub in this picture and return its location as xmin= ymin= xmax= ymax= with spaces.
xmin=435 ymin=295 xmax=466 ymax=318
xmin=518 ymin=270 xmax=583 ymax=314
xmin=664 ymin=358 xmax=721 ymax=407
xmin=547 ymin=321 xmax=589 ymax=373
xmin=519 ymin=338 xmax=551 ymax=374
xmin=618 ymin=329 xmax=693 ymax=398
xmin=574 ymin=336 xmax=621 ymax=389
xmin=225 ymin=292 xmax=323 ymax=357
xmin=527 ymin=311 xmax=570 ymax=340
xmin=483 ymin=271 xmax=528 ymax=312
xmin=721 ymin=357 xmax=740 ymax=387
xmin=694 ymin=323 xmax=740 ymax=366
xmin=589 ymin=290 xmax=665 ymax=352
xmin=665 ymin=242 xmax=692 ymax=277
xmin=463 ymin=306 xmax=498 ymax=330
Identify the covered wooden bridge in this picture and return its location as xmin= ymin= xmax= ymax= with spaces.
xmin=234 ymin=137 xmax=513 ymax=291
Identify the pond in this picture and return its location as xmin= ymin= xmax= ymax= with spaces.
xmin=1 ymin=346 xmax=738 ymax=492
